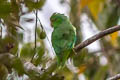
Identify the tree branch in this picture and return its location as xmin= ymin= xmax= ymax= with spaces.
xmin=0 ymin=53 xmax=42 ymax=75
xmin=74 ymin=25 xmax=120 ymax=52
xmin=31 ymin=10 xmax=38 ymax=62
xmin=0 ymin=53 xmax=56 ymax=79
xmin=107 ymin=74 xmax=120 ymax=80
xmin=1 ymin=25 xmax=120 ymax=79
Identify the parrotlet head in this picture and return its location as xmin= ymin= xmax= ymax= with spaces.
xmin=50 ymin=13 xmax=68 ymax=28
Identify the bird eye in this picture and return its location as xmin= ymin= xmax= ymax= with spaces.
xmin=62 ymin=33 xmax=67 ymax=37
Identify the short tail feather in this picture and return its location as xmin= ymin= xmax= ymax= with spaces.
xmin=56 ymin=49 xmax=72 ymax=68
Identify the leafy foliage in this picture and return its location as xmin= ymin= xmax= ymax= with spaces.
xmin=0 ymin=64 xmax=8 ymax=80
xmin=0 ymin=0 xmax=120 ymax=80
xmin=0 ymin=1 xmax=11 ymax=18
xmin=24 ymin=0 xmax=46 ymax=11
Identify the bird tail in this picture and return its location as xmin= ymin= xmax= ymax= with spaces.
xmin=57 ymin=49 xmax=72 ymax=68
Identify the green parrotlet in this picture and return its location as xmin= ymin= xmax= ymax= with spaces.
xmin=50 ymin=13 xmax=76 ymax=66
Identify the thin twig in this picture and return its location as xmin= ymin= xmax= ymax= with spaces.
xmin=31 ymin=10 xmax=38 ymax=62
xmin=74 ymin=25 xmax=120 ymax=52
xmin=107 ymin=74 xmax=120 ymax=80
xmin=0 ymin=25 xmax=2 ymax=38
xmin=33 ymin=11 xmax=55 ymax=55
xmin=37 ymin=17 xmax=55 ymax=55
xmin=0 ymin=19 xmax=2 ymax=38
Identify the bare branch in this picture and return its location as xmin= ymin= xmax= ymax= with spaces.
xmin=107 ymin=74 xmax=120 ymax=80
xmin=74 ymin=25 xmax=120 ymax=52
xmin=31 ymin=10 xmax=38 ymax=62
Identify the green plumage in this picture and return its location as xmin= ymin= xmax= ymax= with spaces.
xmin=50 ymin=13 xmax=76 ymax=66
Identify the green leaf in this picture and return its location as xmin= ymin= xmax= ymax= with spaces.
xmin=34 ymin=46 xmax=45 ymax=66
xmin=10 ymin=43 xmax=18 ymax=55
xmin=93 ymin=65 xmax=108 ymax=80
xmin=24 ymin=0 xmax=46 ymax=11
xmin=57 ymin=66 xmax=73 ymax=80
xmin=12 ymin=57 xmax=25 ymax=76
xmin=0 ymin=1 xmax=11 ymax=18
xmin=105 ymin=6 xmax=119 ymax=28
xmin=4 ymin=36 xmax=18 ymax=55
xmin=0 ymin=64 xmax=8 ymax=80
xmin=97 ymin=3 xmax=119 ymax=29
xmin=20 ymin=43 xmax=34 ymax=61
xmin=0 ymin=36 xmax=18 ymax=54
xmin=73 ymin=49 xmax=88 ymax=67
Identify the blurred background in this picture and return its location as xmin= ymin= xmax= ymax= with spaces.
xmin=0 ymin=0 xmax=120 ymax=80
